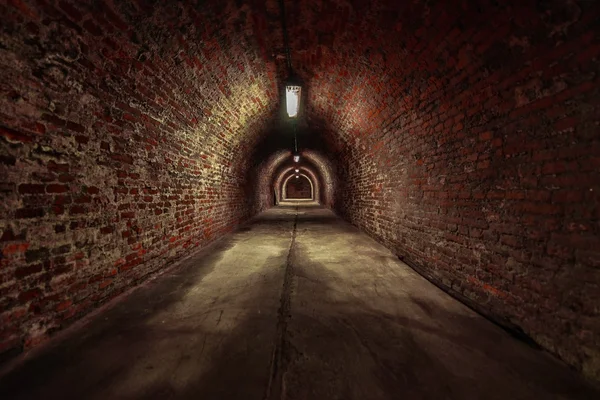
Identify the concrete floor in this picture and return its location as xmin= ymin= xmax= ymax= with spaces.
xmin=0 ymin=204 xmax=598 ymax=399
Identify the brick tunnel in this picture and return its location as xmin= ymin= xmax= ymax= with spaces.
xmin=0 ymin=0 xmax=599 ymax=398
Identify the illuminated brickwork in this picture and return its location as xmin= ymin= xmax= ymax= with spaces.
xmin=1 ymin=0 xmax=599 ymax=380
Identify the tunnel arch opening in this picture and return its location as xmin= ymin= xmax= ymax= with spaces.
xmin=282 ymin=173 xmax=314 ymax=200
xmin=254 ymin=148 xmax=335 ymax=208
xmin=274 ymin=164 xmax=321 ymax=205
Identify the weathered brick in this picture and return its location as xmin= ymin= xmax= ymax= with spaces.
xmin=46 ymin=184 xmax=69 ymax=194
xmin=25 ymin=248 xmax=50 ymax=263
xmin=15 ymin=264 xmax=43 ymax=279
xmin=18 ymin=184 xmax=45 ymax=194
xmin=15 ymin=208 xmax=44 ymax=219
xmin=18 ymin=289 xmax=42 ymax=303
xmin=1 ymin=0 xmax=599 ymax=384
xmin=100 ymin=226 xmax=114 ymax=235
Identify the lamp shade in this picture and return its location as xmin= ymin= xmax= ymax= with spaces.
xmin=286 ymin=85 xmax=301 ymax=118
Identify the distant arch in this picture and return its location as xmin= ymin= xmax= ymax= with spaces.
xmin=255 ymin=149 xmax=336 ymax=210
xmin=282 ymin=173 xmax=314 ymax=200
xmin=274 ymin=165 xmax=321 ymax=204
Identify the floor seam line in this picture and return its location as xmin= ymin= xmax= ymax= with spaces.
xmin=264 ymin=206 xmax=298 ymax=400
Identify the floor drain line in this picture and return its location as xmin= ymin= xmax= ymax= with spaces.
xmin=265 ymin=206 xmax=298 ymax=400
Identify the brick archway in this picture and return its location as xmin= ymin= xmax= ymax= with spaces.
xmin=273 ymin=164 xmax=322 ymax=205
xmin=283 ymin=173 xmax=313 ymax=200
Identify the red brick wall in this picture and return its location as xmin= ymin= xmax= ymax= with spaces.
xmin=0 ymin=0 xmax=277 ymax=358
xmin=303 ymin=150 xmax=336 ymax=207
xmin=285 ymin=0 xmax=600 ymax=379
xmin=2 ymin=0 xmax=599 ymax=382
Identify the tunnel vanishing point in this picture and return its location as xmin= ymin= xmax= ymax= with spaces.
xmin=1 ymin=0 xmax=600 ymax=398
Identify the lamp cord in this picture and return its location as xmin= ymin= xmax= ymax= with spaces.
xmin=279 ymin=0 xmax=297 ymax=155
xmin=294 ymin=124 xmax=298 ymax=153
xmin=278 ymin=0 xmax=293 ymax=74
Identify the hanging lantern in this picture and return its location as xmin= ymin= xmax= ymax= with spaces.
xmin=286 ymin=84 xmax=301 ymax=118
xmin=293 ymin=154 xmax=300 ymax=162
xmin=295 ymin=175 xmax=299 ymax=178
xmin=294 ymin=169 xmax=299 ymax=173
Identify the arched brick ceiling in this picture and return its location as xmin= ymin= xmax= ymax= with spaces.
xmin=267 ymin=0 xmax=599 ymax=155
xmin=2 ymin=0 xmax=600 ymax=380
xmin=1 ymin=0 xmax=283 ymax=160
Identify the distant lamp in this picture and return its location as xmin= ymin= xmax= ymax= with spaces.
xmin=295 ymin=175 xmax=299 ymax=178
xmin=286 ymin=85 xmax=301 ymax=118
xmin=295 ymin=169 xmax=299 ymax=173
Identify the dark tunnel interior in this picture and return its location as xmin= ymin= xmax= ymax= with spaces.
xmin=0 ymin=0 xmax=599 ymax=397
